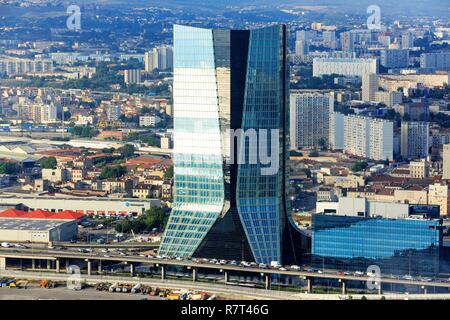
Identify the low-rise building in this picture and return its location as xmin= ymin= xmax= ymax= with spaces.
xmin=409 ymin=159 xmax=430 ymax=179
xmin=132 ymin=184 xmax=161 ymax=199
xmin=102 ymin=179 xmax=134 ymax=195
xmin=428 ymin=183 xmax=450 ymax=216
xmin=0 ymin=194 xmax=160 ymax=216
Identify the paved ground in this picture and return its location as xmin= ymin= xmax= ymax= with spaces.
xmin=0 ymin=286 xmax=164 ymax=300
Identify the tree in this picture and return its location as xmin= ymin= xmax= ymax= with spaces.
xmin=99 ymin=165 xmax=127 ymax=179
xmin=352 ymin=161 xmax=368 ymax=172
xmin=115 ymin=219 xmax=133 ymax=233
xmin=302 ymin=168 xmax=312 ymax=178
xmin=318 ymin=138 xmax=327 ymax=150
xmin=39 ymin=157 xmax=57 ymax=169
xmin=141 ymin=135 xmax=160 ymax=147
xmin=309 ymin=150 xmax=319 ymax=157
xmin=114 ymin=207 xmax=168 ymax=233
xmin=119 ymin=144 xmax=136 ymax=159
xmin=102 ymin=147 xmax=115 ymax=154
xmin=126 ymin=132 xmax=140 ymax=142
xmin=0 ymin=162 xmax=18 ymax=174
xmin=290 ymin=150 xmax=303 ymax=157
xmin=164 ymin=165 xmax=174 ymax=179
xmin=72 ymin=124 xmax=98 ymax=138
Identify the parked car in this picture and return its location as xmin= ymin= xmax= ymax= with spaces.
xmin=270 ymin=261 xmax=282 ymax=268
xmin=240 ymin=261 xmax=251 ymax=267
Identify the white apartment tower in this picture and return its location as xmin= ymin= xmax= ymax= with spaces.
xmin=362 ymin=73 xmax=378 ymax=102
xmin=290 ymin=91 xmax=334 ymax=149
xmin=144 ymin=45 xmax=174 ymax=72
xmin=443 ymin=144 xmax=450 ymax=180
xmin=124 ymin=69 xmax=141 ymax=85
xmin=329 ymin=112 xmax=345 ymax=150
xmin=400 ymin=121 xmax=429 ymax=159
xmin=343 ymin=115 xmax=393 ymax=161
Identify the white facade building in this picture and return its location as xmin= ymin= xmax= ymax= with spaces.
xmin=374 ymin=90 xmax=403 ymax=107
xmin=313 ymin=58 xmax=378 ymax=78
xmin=443 ymin=144 xmax=450 ymax=180
xmin=380 ymin=49 xmax=410 ymax=69
xmin=400 ymin=121 xmax=429 ymax=159
xmin=124 ymin=69 xmax=141 ymax=85
xmin=316 ymin=197 xmax=411 ymax=219
xmin=343 ymin=114 xmax=393 ymax=161
xmin=290 ymin=91 xmax=334 ymax=149
xmin=144 ymin=46 xmax=174 ymax=72
xmin=362 ymin=73 xmax=378 ymax=102
xmin=139 ymin=115 xmax=161 ymax=127
xmin=420 ymin=52 xmax=450 ymax=71
xmin=0 ymin=194 xmax=160 ymax=216
xmin=329 ymin=112 xmax=345 ymax=150
xmin=0 ymin=58 xmax=53 ymax=76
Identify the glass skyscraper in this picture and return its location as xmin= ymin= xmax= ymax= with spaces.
xmin=312 ymin=214 xmax=442 ymax=275
xmin=159 ymin=24 xmax=304 ymax=264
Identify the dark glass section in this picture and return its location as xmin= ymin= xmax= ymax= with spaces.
xmin=193 ymin=208 xmax=254 ymax=261
xmin=409 ymin=204 xmax=440 ymax=219
xmin=194 ymin=30 xmax=252 ymax=262
xmin=229 ymin=29 xmax=249 ymax=208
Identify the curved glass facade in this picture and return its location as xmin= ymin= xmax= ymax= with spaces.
xmin=159 ymin=25 xmax=225 ymax=257
xmin=237 ymin=26 xmax=287 ymax=263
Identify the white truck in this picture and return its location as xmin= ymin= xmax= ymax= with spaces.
xmin=270 ymin=261 xmax=282 ymax=268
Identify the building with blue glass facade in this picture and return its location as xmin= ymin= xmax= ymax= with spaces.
xmin=311 ymin=213 xmax=443 ymax=276
xmin=159 ymin=24 xmax=305 ymax=264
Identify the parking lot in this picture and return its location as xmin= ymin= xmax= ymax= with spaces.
xmin=0 ymin=286 xmax=164 ymax=300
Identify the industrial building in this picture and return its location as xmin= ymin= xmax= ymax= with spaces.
xmin=0 ymin=209 xmax=78 ymax=244
xmin=0 ymin=194 xmax=160 ymax=216
xmin=0 ymin=218 xmax=77 ymax=243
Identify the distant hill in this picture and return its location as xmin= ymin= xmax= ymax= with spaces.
xmin=82 ymin=0 xmax=449 ymax=16
xmin=3 ymin=0 xmax=448 ymax=17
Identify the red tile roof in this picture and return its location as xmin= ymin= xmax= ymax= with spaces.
xmin=27 ymin=209 xmax=55 ymax=219
xmin=0 ymin=209 xmax=85 ymax=220
xmin=0 ymin=209 xmax=28 ymax=217
xmin=53 ymin=210 xmax=85 ymax=220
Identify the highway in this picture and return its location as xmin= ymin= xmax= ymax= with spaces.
xmin=1 ymin=247 xmax=449 ymax=289
xmin=51 ymin=242 xmax=160 ymax=249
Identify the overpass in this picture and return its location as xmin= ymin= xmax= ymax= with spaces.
xmin=0 ymin=247 xmax=449 ymax=294
xmin=52 ymin=242 xmax=160 ymax=249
